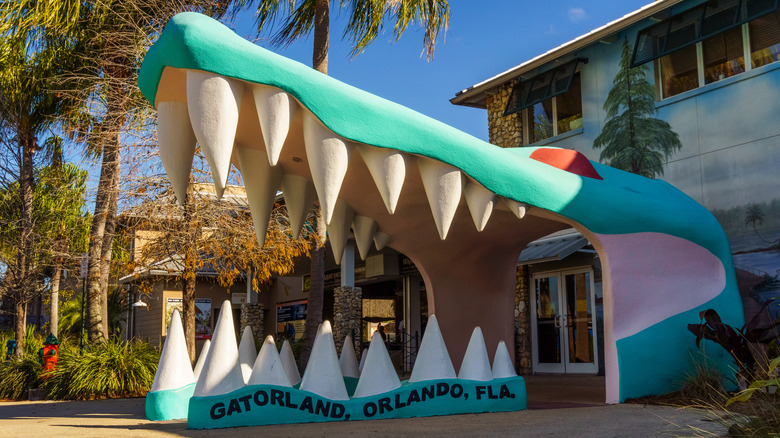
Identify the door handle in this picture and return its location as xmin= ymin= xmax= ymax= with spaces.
xmin=554 ymin=315 xmax=561 ymax=328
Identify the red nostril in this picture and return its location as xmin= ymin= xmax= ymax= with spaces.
xmin=529 ymin=148 xmax=603 ymax=180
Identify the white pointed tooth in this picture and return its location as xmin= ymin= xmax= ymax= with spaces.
xmin=236 ymin=147 xmax=282 ymax=246
xmin=299 ymin=321 xmax=350 ymax=400
xmin=302 ymin=112 xmax=353 ymax=224
xmin=409 ymin=315 xmax=456 ymax=382
xmin=193 ymin=300 xmax=245 ymax=397
xmin=504 ymin=198 xmax=528 ymax=219
xmin=464 ymin=179 xmax=495 ymax=232
xmin=186 ymin=70 xmax=243 ymax=198
xmin=193 ymin=339 xmax=211 ymax=382
xmin=238 ymin=326 xmax=257 ymax=384
xmin=352 ymin=215 xmax=377 ymax=260
xmin=458 ymin=327 xmax=493 ymax=381
xmin=359 ymin=348 xmax=367 ymax=373
xmin=353 ymin=332 xmax=401 ymax=398
xmin=373 ymin=232 xmax=391 ymax=251
xmin=280 ymin=340 xmax=302 ymax=386
xmin=338 ymin=335 xmax=360 ymax=378
xmin=150 ymin=308 xmax=194 ymax=393
xmin=418 ymin=158 xmax=463 ymax=240
xmin=157 ymin=101 xmax=196 ymax=206
xmin=492 ymin=341 xmax=517 ymax=378
xmin=248 ymin=336 xmax=292 ymax=386
xmin=327 ymin=200 xmax=355 ymax=264
xmin=281 ymin=174 xmax=316 ymax=239
xmin=357 ymin=145 xmax=407 ymax=214
xmin=253 ymin=85 xmax=296 ymax=166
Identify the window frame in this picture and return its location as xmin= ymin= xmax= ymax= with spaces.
xmin=522 ymin=71 xmax=583 ymax=145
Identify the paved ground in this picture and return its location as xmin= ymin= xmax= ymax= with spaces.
xmin=0 ymin=375 xmax=728 ymax=437
xmin=0 ymin=397 xmax=727 ymax=437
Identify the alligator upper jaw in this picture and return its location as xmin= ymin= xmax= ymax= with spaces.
xmin=155 ymin=66 xmax=560 ymax=256
xmin=154 ymin=66 xmax=571 ymax=364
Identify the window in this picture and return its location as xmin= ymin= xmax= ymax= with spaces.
xmin=658 ymin=44 xmax=699 ymax=97
xmin=526 ymin=72 xmax=583 ymax=144
xmin=647 ymin=0 xmax=780 ymax=99
xmin=703 ymin=26 xmax=745 ymax=84
xmin=749 ymin=6 xmax=780 ymax=68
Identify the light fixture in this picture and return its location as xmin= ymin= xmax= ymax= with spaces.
xmin=132 ymin=292 xmax=152 ymax=308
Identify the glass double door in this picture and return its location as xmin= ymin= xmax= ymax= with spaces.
xmin=531 ymin=269 xmax=598 ymax=374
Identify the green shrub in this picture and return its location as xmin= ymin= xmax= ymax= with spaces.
xmin=44 ymin=338 xmax=159 ymax=400
xmin=0 ymin=356 xmax=43 ymax=400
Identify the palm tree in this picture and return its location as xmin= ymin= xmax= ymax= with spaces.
xmin=744 ymin=203 xmax=774 ymax=244
xmin=1 ymin=0 xmax=230 ymax=342
xmin=594 ymin=38 xmax=682 ymax=178
xmin=0 ymin=12 xmax=83 ymax=354
xmin=238 ymin=0 xmax=450 ymax=367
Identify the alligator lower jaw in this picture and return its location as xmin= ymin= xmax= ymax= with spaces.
xmin=155 ymin=66 xmax=571 ymax=366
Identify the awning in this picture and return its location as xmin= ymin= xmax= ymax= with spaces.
xmin=517 ymin=229 xmax=590 ymax=265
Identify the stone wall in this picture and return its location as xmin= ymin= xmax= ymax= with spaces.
xmin=240 ymin=303 xmax=264 ymax=344
xmin=515 ymin=265 xmax=532 ymax=375
xmin=333 ymin=286 xmax=362 ymax=357
xmin=486 ymin=80 xmax=523 ymax=148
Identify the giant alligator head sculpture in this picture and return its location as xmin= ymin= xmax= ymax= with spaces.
xmin=139 ymin=12 xmax=743 ymax=403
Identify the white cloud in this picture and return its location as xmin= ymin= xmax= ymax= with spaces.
xmin=568 ymin=7 xmax=588 ymax=23
xmin=544 ymin=24 xmax=557 ymax=35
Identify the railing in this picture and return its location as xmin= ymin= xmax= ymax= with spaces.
xmin=398 ymin=329 xmax=420 ymax=375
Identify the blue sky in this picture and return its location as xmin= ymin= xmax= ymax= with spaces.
xmin=231 ymin=0 xmax=653 ymax=141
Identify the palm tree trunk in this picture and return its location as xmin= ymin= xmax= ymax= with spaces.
xmin=182 ymin=188 xmax=198 ymax=363
xmin=299 ymin=0 xmax=330 ymax=369
xmin=50 ymin=255 xmax=62 ymax=337
xmin=300 ymin=212 xmax=326 ymax=369
xmin=14 ymin=300 xmax=25 ymax=357
xmin=99 ymin=187 xmax=118 ymax=338
xmin=86 ymin=139 xmax=120 ymax=342
xmin=313 ymin=0 xmax=329 ymax=74
xmin=13 ymin=130 xmax=35 ymax=355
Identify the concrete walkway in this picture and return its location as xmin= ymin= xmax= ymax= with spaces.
xmin=0 ymin=396 xmax=726 ymax=437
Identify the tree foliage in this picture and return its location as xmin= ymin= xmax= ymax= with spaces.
xmin=594 ymin=38 xmax=682 ymax=178
xmin=242 ymin=0 xmax=450 ymax=60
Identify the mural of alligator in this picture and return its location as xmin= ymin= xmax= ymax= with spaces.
xmin=138 ymin=12 xmax=744 ymax=412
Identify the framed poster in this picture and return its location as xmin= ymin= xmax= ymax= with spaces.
xmin=165 ymin=298 xmax=212 ymax=339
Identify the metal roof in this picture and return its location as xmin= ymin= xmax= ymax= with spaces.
xmin=451 ymin=0 xmax=684 ymax=108
xmin=517 ymin=229 xmax=589 ymax=265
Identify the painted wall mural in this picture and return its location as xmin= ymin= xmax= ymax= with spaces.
xmin=139 ymin=13 xmax=743 ymax=414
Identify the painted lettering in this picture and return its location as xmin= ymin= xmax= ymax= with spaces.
xmin=254 ymin=390 xmax=269 ymax=406
xmin=226 ymin=399 xmax=241 ymax=416
xmin=378 ymin=397 xmax=393 ymax=414
xmin=270 ymin=389 xmax=285 ymax=406
xmin=407 ymin=389 xmax=421 ymax=405
xmin=394 ymin=393 xmax=406 ymax=409
xmin=300 ymin=396 xmax=314 ymax=413
xmin=210 ymin=402 xmax=225 ymax=420
xmin=436 ymin=382 xmax=449 ymax=397
xmin=499 ymin=385 xmax=513 ymax=399
xmin=422 ymin=385 xmax=435 ymax=401
xmin=487 ymin=386 xmax=498 ymax=399
xmin=285 ymin=392 xmax=298 ymax=409
xmin=314 ymin=399 xmax=331 ymax=417
xmin=363 ymin=401 xmax=377 ymax=417
xmin=238 ymin=394 xmax=252 ymax=411
xmin=330 ymin=403 xmax=345 ymax=418
xmin=476 ymin=385 xmax=486 ymax=400
xmin=451 ymin=384 xmax=463 ymax=398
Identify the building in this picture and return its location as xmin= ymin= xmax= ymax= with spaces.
xmin=452 ymin=0 xmax=780 ymax=376
xmin=121 ymin=183 xmax=427 ymax=371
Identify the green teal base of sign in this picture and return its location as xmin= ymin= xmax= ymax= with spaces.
xmin=146 ymin=383 xmax=196 ymax=421
xmin=188 ymin=377 xmax=526 ymax=429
